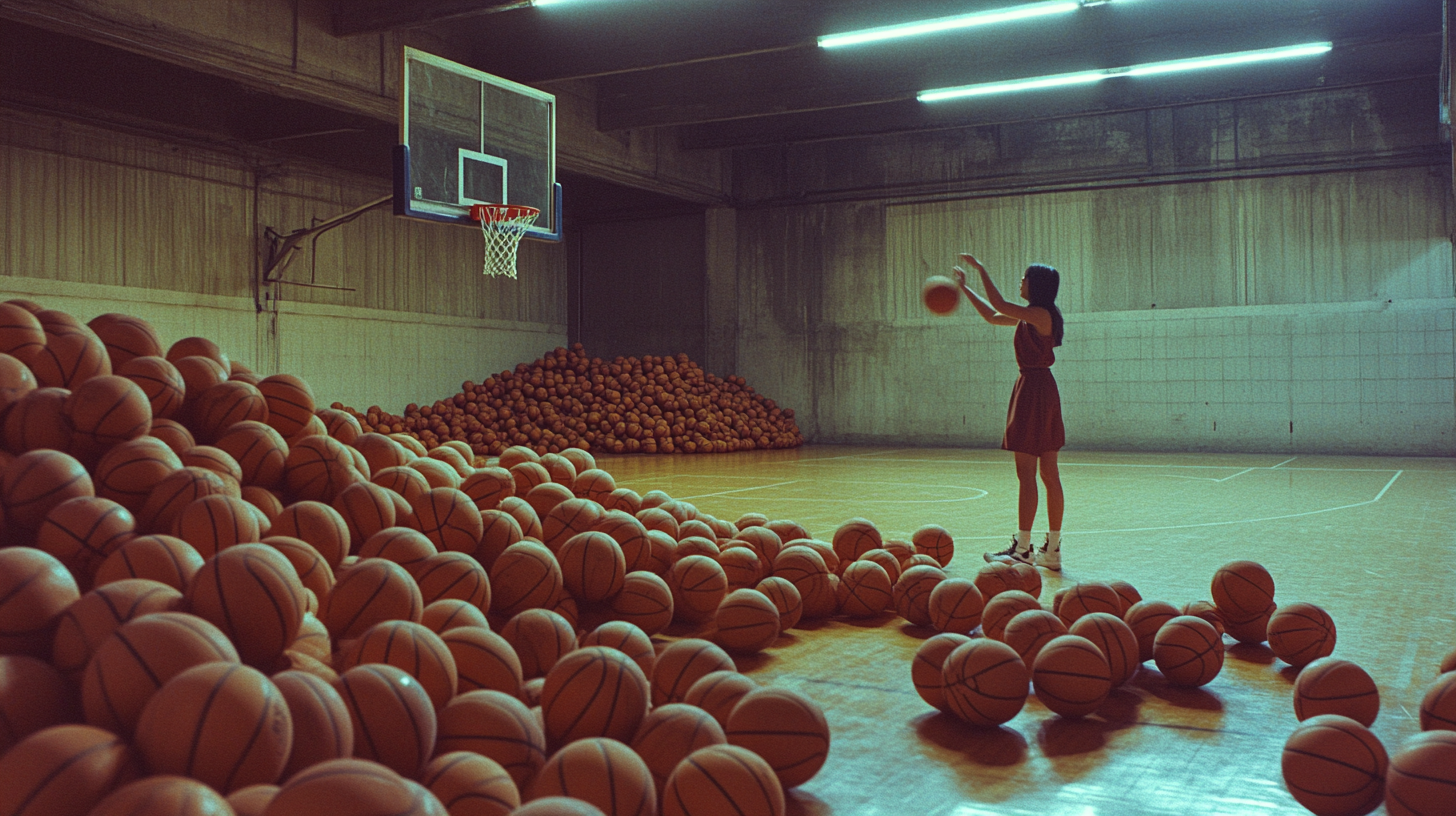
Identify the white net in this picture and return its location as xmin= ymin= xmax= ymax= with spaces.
xmin=474 ymin=204 xmax=540 ymax=279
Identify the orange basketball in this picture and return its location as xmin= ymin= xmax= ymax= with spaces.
xmin=260 ymin=535 xmax=334 ymax=603
xmin=1386 ymin=730 xmax=1456 ymax=816
xmin=856 ymin=548 xmax=900 ymax=584
xmin=1282 ymin=714 xmax=1388 ymax=816
xmin=138 ymin=466 xmax=228 ymax=534
xmin=1108 ymin=580 xmax=1141 ymax=615
xmin=373 ymin=465 xmax=432 ymax=505
xmin=226 ymin=784 xmax=279 ymax=816
xmin=413 ymin=551 xmax=490 ymax=610
xmin=754 ymin=576 xmax=802 ymax=631
xmin=922 ymin=275 xmax=960 ymax=314
xmin=1124 ymin=599 xmax=1180 ymax=663
xmin=352 ymin=433 xmax=411 ymax=475
xmin=611 ymin=570 xmax=675 ymax=635
xmin=333 ymin=663 xmax=438 ymax=779
xmin=835 ymin=560 xmax=892 ymax=618
xmin=87 ymin=313 xmax=161 ymax=370
xmin=421 ymin=598 xmax=490 ymax=633
xmin=1223 ymin=601 xmax=1277 ymax=645
xmin=213 ymin=420 xmax=288 ymax=490
xmin=572 ymin=468 xmax=615 ymax=504
xmin=670 ymin=554 xmax=729 ymax=624
xmin=714 ymin=589 xmax=781 ymax=653
xmin=359 ymin=525 xmax=436 ymax=570
xmin=323 ymin=557 xmax=424 ymax=640
xmin=540 ymin=645 xmax=650 ymax=748
xmin=2 ymin=449 xmax=94 ymax=531
xmin=1031 ymin=634 xmax=1111 ymax=718
xmin=524 ymin=482 xmax=574 ymax=524
xmin=724 ymin=686 xmax=830 ymax=788
xmin=1268 ymin=602 xmax=1337 ymax=668
xmin=265 ymin=758 xmax=416 ymax=815
xmin=1210 ymin=559 xmax=1276 ymax=620
xmin=409 ymin=457 xmax=462 ymax=490
xmin=441 ymin=625 xmax=523 ymax=698
xmin=92 ymin=533 xmax=202 ymax=591
xmin=50 ymin=578 xmax=182 ymax=679
xmin=165 ymin=336 xmax=227 ymax=370
xmin=942 ymin=638 xmax=1029 ymax=727
xmin=911 ymin=524 xmax=954 ymax=567
xmin=500 ymin=608 xmax=576 ymax=680
xmin=65 ymin=374 xmax=152 ymax=456
xmin=972 ymin=560 xmax=1019 ymax=601
xmin=285 ymin=435 xmax=357 ymax=503
xmin=115 ymin=355 xmax=185 ymax=421
xmin=675 ymin=535 xmax=719 ymax=561
xmin=528 ymin=737 xmax=655 ymax=815
xmin=682 ymin=671 xmax=756 ymax=730
xmin=606 ymin=488 xmax=643 ymax=516
xmin=1420 ymin=670 xmax=1456 ymax=731
xmin=186 ymin=543 xmax=306 ymax=668
xmin=90 ymin=775 xmax=236 ymax=816
xmin=830 ymin=518 xmax=881 ymax=568
xmin=910 ymin=633 xmax=971 ymax=713
xmin=149 ymin=417 xmax=196 ymax=455
xmin=3 ymin=386 xmax=71 ymax=455
xmin=34 ymin=495 xmax=135 ymax=578
xmin=559 ymin=531 xmax=626 ymax=602
xmin=344 ymin=619 xmax=459 ymax=710
xmin=717 ymin=546 xmax=762 ymax=591
xmin=317 ymin=407 xmax=363 ymax=444
xmin=536 ymin=452 xmax=575 ymax=487
xmin=171 ymin=493 xmax=261 ymax=557
xmin=422 ymin=751 xmax=521 ymax=816
xmin=475 ymin=509 xmax=524 ymax=570
xmin=1153 ymin=615 xmax=1224 ymax=687
xmin=1180 ymin=600 xmax=1225 ymax=638
xmin=0 ymin=547 xmax=80 ymax=657
xmin=1056 ymin=582 xmax=1121 ymax=625
xmin=0 ymin=655 xmax=75 ymax=755
xmin=980 ymin=589 xmax=1040 ymax=642
xmin=542 ymin=497 xmax=606 ymax=553
xmin=632 ymin=703 xmax=726 ymax=795
xmin=653 ymin=639 xmax=736 ymax=707
xmin=499 ymin=495 xmax=543 ymax=539
xmin=271 ymin=500 xmax=351 ymax=567
xmin=1005 ymin=609 xmax=1068 ymax=668
xmin=193 ymin=380 xmax=268 ymax=443
xmin=642 ymin=530 xmax=677 ymax=575
xmin=27 ymin=328 xmax=111 ymax=388
xmin=412 ymin=487 xmax=484 ymax=554
xmin=661 ymin=743 xmax=784 ymax=816
xmin=926 ymin=577 xmax=984 ymax=634
xmin=179 ymin=445 xmax=244 ymax=487
xmin=637 ymin=506 xmax=679 ymax=540
xmin=0 ymin=724 xmax=142 ymax=815
xmin=488 ymin=541 xmax=562 ymax=617
xmin=170 ymin=355 xmax=227 ymax=415
xmin=290 ymin=611 xmax=332 ymax=664
xmin=435 ymin=689 xmax=547 ymax=791
xmin=255 ymin=374 xmax=315 ymax=438
xmin=1069 ymin=611 xmax=1141 ymax=687
xmin=93 ymin=436 xmax=180 ymax=511
xmin=0 ymin=304 xmax=45 ymax=359
xmin=509 ymin=461 xmax=550 ymax=497
xmin=578 ymin=620 xmax=655 ymax=679
xmin=1295 ymin=657 xmax=1380 ymax=727
xmin=80 ymin=611 xmax=239 ymax=736
xmin=498 ymin=445 xmax=540 ymax=470
xmin=460 ymin=467 xmax=513 ymax=511
xmin=134 ymin=662 xmax=291 ymax=792
xmin=892 ymin=564 xmax=946 ymax=627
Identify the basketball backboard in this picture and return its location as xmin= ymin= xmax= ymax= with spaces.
xmin=395 ymin=47 xmax=561 ymax=241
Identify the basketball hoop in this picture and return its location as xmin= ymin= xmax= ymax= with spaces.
xmin=470 ymin=203 xmax=540 ymax=279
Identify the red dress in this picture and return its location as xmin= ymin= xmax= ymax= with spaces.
xmin=1001 ymin=321 xmax=1064 ymax=455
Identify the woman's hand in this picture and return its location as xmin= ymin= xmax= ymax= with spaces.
xmin=958 ymin=253 xmax=986 ymax=275
xmin=952 ymin=266 xmax=967 ymax=287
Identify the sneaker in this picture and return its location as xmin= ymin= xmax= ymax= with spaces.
xmin=984 ymin=537 xmax=1032 ymax=566
xmin=1035 ymin=542 xmax=1062 ymax=571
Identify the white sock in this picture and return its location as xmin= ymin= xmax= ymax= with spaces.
xmin=1017 ymin=530 xmax=1033 ymax=553
xmin=1048 ymin=530 xmax=1061 ymax=551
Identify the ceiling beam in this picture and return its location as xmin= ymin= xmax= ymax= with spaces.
xmin=333 ymin=0 xmax=530 ymax=37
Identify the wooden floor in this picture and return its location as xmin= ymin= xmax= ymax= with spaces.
xmin=595 ymin=445 xmax=1456 ymax=816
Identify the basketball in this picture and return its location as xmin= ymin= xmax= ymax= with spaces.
xmin=528 ymin=737 xmax=655 ymax=816
xmin=611 ymin=570 xmax=676 ymax=635
xmin=321 ymin=557 xmax=424 ymax=639
xmin=510 ymin=460 xmax=551 ymax=496
xmin=498 ymin=445 xmax=540 ymax=470
xmin=540 ymin=645 xmax=650 ymax=748
xmin=922 ymin=275 xmax=961 ymax=314
xmin=413 ymin=550 xmax=490 ymax=609
xmin=637 ymin=506 xmax=679 ymax=539
xmin=1386 ymin=730 xmax=1456 ymax=816
xmin=1420 ymin=670 xmax=1456 ymax=731
xmin=93 ymin=436 xmax=180 ymax=511
xmin=27 ymin=328 xmax=111 ymax=388
xmin=139 ymin=466 xmax=228 ymax=534
xmin=911 ymin=524 xmax=954 ymax=566
xmin=333 ymin=662 xmax=438 ymax=779
xmin=476 ymin=508 xmax=524 ymax=569
xmin=185 ymin=542 xmax=306 ymax=668
xmin=1005 ymin=609 xmax=1068 ymax=668
xmin=892 ymin=563 xmax=947 ymax=627
xmin=91 ymin=533 xmax=201 ymax=591
xmin=714 ymin=588 xmax=781 ymax=653
xmin=80 ymin=610 xmax=239 ymax=736
xmin=226 ymin=784 xmax=278 ymax=816
xmin=345 ymin=619 xmax=459 ymax=710
xmin=725 ymin=686 xmax=830 ymax=788
xmin=134 ymin=661 xmax=292 ymax=792
xmin=374 ymin=465 xmax=432 ymax=505
xmin=149 ymin=417 xmax=196 ymax=455
xmin=0 ymin=724 xmax=142 ymax=815
xmin=1152 ymin=615 xmax=1224 ymax=687
xmin=461 ymin=467 xmax=514 ymax=512
xmin=718 ymin=546 xmax=763 ymax=590
xmin=572 ymin=468 xmax=615 ymax=503
xmin=670 ymin=554 xmax=729 ymax=623
xmin=942 ymin=638 xmax=1030 ymax=727
xmin=412 ymin=486 xmax=484 ymax=554
xmin=927 ymin=576 xmax=984 ymax=634
xmin=1180 ymin=600 xmax=1225 ymax=638
xmin=115 ymin=356 xmax=186 ymax=420
xmin=261 ymin=536 xmax=335 ymax=604
xmin=1210 ymin=559 xmax=1276 ymax=620
xmin=170 ymin=355 xmax=228 ymax=418
xmin=973 ymin=560 xmax=1019 ymax=600
xmin=171 ymin=493 xmax=261 ymax=557
xmin=257 ymin=374 xmax=316 ymax=438
xmin=755 ymin=576 xmax=802 ymax=631
xmin=577 ymin=621 xmax=653 ymax=678
xmin=3 ymin=448 xmax=94 ymax=531
xmin=441 ymin=626 xmax=524 ymax=698
xmin=285 ymin=435 xmax=357 ymax=503
xmin=0 ymin=304 xmax=45 ymax=358
xmin=0 ymin=655 xmax=74 ymax=755
xmin=831 ymin=517 xmax=882 ymax=567
xmin=734 ymin=526 xmax=783 ymax=563
xmin=536 ymin=451 xmax=575 ymax=486
xmin=434 ymin=689 xmax=547 ymax=791
xmin=1056 ymin=581 xmax=1121 ymax=625
xmin=422 ymin=751 xmax=521 ymax=816
xmin=359 ymin=525 xmax=437 ymax=568
xmin=89 ymin=775 xmax=235 ymax=816
xmin=87 ymin=313 xmax=161 ymax=369
xmin=421 ymin=598 xmax=489 ymax=633
xmin=0 ymin=546 xmax=81 ymax=657
xmin=980 ymin=589 xmax=1040 ymax=642
xmin=352 ymin=433 xmax=411 ymax=474
xmin=1108 ymin=580 xmax=1141 ymax=615
xmin=165 ymin=336 xmax=228 ymax=370
xmin=193 ymin=379 xmax=269 ymax=443
xmin=318 ymin=407 xmax=363 ymax=444
xmin=1069 ymin=611 xmax=1141 ymax=687
xmin=290 ymin=611 xmax=332 ymax=663
xmin=632 ymin=703 xmax=727 ymax=795
xmin=3 ymin=386 xmax=71 ymax=455
xmin=661 ymin=743 xmax=785 ymax=816
xmin=213 ymin=420 xmax=289 ymax=490
xmin=1124 ymin=599 xmax=1181 ymax=662
xmin=834 ymin=560 xmax=891 ymax=618
xmin=264 ymin=758 xmax=416 ymax=816
xmin=607 ymin=488 xmax=643 ymax=516
xmin=488 ymin=541 xmax=563 ymax=616
xmin=559 ymin=530 xmax=626 ymax=601
xmin=1268 ymin=602 xmax=1338 ymax=668
xmin=1294 ymin=657 xmax=1380 ymax=727
xmin=499 ymin=607 xmax=577 ymax=679
xmin=1031 ymin=634 xmax=1111 ymax=719
xmin=1282 ymin=714 xmax=1388 ymax=816
xmin=271 ymin=500 xmax=351 ymax=566
xmin=50 ymin=578 xmax=182 ymax=679
xmin=912 ymin=633 xmax=972 ymax=712
xmin=653 ymin=638 xmax=736 ymax=707
xmin=675 ymin=535 xmax=719 ymax=561
xmin=857 ymin=548 xmax=901 ymax=584
xmin=65 ymin=374 xmax=152 ymax=455
xmin=34 ymin=495 xmax=135 ymax=578
xmin=682 ymin=671 xmax=756 ymax=730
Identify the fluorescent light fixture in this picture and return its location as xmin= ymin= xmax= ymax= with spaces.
xmin=918 ymin=41 xmax=1332 ymax=102
xmin=819 ymin=1 xmax=1081 ymax=49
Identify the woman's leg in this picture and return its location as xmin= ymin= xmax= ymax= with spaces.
xmin=1015 ymin=451 xmax=1039 ymax=532
xmin=1039 ymin=451 xmax=1063 ymax=533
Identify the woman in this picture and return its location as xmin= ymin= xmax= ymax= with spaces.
xmin=953 ymin=254 xmax=1066 ymax=570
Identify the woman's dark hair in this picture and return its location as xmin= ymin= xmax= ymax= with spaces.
xmin=1024 ymin=264 xmax=1064 ymax=346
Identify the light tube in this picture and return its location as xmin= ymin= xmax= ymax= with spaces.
xmin=818 ymin=2 xmax=1081 ymax=49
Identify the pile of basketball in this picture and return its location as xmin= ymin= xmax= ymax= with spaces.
xmin=0 ymin=300 xmax=840 ymax=816
xmin=338 ymin=344 xmax=804 ymax=457
xmin=895 ymin=553 xmax=1456 ymax=816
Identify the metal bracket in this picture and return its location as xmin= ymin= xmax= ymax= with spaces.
xmin=262 ymin=194 xmax=392 ymax=289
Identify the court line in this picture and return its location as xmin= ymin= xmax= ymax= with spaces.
xmin=785 ymin=457 xmax=1398 ymax=474
xmin=666 ymin=479 xmax=800 ymax=500
xmin=674 ymin=487 xmax=991 ymax=504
